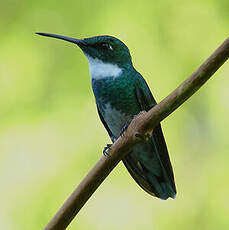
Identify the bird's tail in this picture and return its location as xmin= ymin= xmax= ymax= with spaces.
xmin=122 ymin=125 xmax=176 ymax=200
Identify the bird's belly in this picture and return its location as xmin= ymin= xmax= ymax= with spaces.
xmin=103 ymin=103 xmax=131 ymax=139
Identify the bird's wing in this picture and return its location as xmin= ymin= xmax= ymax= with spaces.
xmin=122 ymin=76 xmax=176 ymax=199
xmin=123 ymin=152 xmax=157 ymax=196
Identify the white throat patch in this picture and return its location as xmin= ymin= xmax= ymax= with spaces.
xmin=85 ymin=55 xmax=122 ymax=80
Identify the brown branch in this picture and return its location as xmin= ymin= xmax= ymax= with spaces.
xmin=44 ymin=38 xmax=229 ymax=230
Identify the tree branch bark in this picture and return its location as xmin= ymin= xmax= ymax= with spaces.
xmin=44 ymin=38 xmax=229 ymax=230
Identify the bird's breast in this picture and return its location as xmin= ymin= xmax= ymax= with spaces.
xmin=92 ymin=75 xmax=140 ymax=138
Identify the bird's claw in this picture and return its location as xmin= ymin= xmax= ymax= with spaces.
xmin=135 ymin=132 xmax=151 ymax=142
xmin=119 ymin=123 xmax=130 ymax=137
xmin=103 ymin=144 xmax=112 ymax=157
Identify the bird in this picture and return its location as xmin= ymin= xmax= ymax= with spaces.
xmin=36 ymin=32 xmax=176 ymax=200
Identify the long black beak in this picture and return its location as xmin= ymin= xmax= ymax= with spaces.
xmin=36 ymin=32 xmax=86 ymax=46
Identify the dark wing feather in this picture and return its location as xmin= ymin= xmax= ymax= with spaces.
xmin=122 ymin=77 xmax=176 ymax=198
xmin=152 ymin=124 xmax=176 ymax=193
xmin=123 ymin=153 xmax=156 ymax=196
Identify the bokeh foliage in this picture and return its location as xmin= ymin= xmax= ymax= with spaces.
xmin=0 ymin=0 xmax=229 ymax=229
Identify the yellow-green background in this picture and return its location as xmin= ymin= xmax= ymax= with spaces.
xmin=1 ymin=1 xmax=229 ymax=229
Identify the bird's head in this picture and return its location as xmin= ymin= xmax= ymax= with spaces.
xmin=36 ymin=33 xmax=132 ymax=69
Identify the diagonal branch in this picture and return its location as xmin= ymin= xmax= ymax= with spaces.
xmin=44 ymin=38 xmax=229 ymax=230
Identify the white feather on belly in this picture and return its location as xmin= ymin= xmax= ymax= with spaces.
xmin=103 ymin=103 xmax=130 ymax=138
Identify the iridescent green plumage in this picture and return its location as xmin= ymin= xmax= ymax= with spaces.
xmin=93 ymin=69 xmax=176 ymax=199
xmin=37 ymin=32 xmax=176 ymax=199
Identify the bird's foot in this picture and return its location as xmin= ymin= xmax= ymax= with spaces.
xmin=119 ymin=123 xmax=130 ymax=137
xmin=134 ymin=111 xmax=151 ymax=141
xmin=103 ymin=144 xmax=112 ymax=157
xmin=135 ymin=132 xmax=151 ymax=142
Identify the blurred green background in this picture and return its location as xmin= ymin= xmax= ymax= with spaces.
xmin=1 ymin=0 xmax=229 ymax=229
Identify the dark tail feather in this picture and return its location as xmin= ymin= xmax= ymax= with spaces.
xmin=122 ymin=125 xmax=176 ymax=200
xmin=123 ymin=154 xmax=176 ymax=200
xmin=152 ymin=124 xmax=176 ymax=194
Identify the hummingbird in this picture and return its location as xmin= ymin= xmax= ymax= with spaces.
xmin=36 ymin=32 xmax=176 ymax=200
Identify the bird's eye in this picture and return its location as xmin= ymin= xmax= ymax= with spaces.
xmin=101 ymin=43 xmax=113 ymax=51
xmin=101 ymin=43 xmax=109 ymax=49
